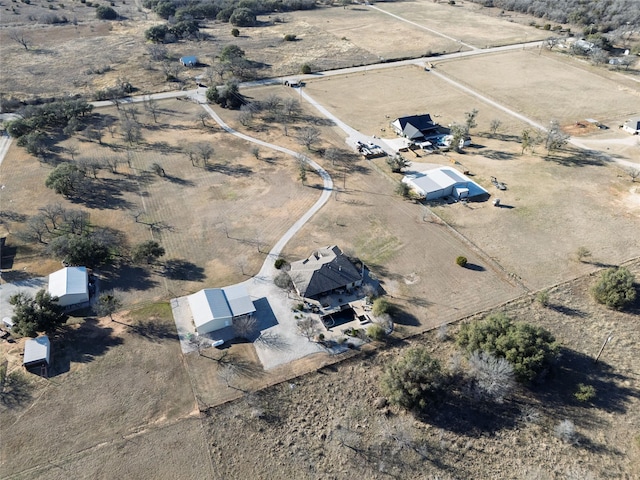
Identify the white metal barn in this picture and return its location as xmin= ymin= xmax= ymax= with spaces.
xmin=48 ymin=266 xmax=89 ymax=307
xmin=23 ymin=336 xmax=51 ymax=369
xmin=188 ymin=285 xmax=256 ymax=335
xmin=402 ymin=167 xmax=489 ymax=201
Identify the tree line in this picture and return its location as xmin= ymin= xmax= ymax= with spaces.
xmin=469 ymin=0 xmax=639 ymax=33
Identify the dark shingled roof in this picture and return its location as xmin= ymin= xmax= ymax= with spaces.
xmin=289 ymin=246 xmax=362 ymax=299
xmin=394 ymin=114 xmax=438 ymax=139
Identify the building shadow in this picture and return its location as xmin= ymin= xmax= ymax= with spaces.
xmin=49 ymin=317 xmax=123 ymax=375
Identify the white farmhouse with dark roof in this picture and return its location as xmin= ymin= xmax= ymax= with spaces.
xmin=289 ymin=245 xmax=363 ymax=300
xmin=391 ymin=114 xmax=439 ymax=140
xmin=48 ymin=266 xmax=89 ymax=307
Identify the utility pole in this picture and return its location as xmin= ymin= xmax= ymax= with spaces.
xmin=594 ymin=332 xmax=613 ymax=364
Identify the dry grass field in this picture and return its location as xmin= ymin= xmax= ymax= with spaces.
xmin=202 ymin=261 xmax=640 ymax=479
xmin=2 ymin=1 xmax=640 ymax=478
xmin=435 ymin=49 xmax=640 ymax=126
xmin=375 ymin=0 xmax=550 ymax=48
xmin=0 ymin=303 xmax=214 ymax=479
xmin=300 ymin=52 xmax=640 ymax=290
xmin=0 ymin=98 xmax=321 ymax=304
xmin=1 ymin=0 xmax=555 ymax=101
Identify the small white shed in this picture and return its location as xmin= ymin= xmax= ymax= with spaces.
xmin=23 ymin=336 xmax=51 ymax=369
xmin=48 ymin=266 xmax=89 ymax=307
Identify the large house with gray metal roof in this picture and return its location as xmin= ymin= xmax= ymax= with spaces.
xmin=289 ymin=245 xmax=363 ymax=300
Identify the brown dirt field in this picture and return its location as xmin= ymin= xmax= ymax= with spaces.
xmin=202 ymin=260 xmax=640 ymax=479
xmin=376 ymin=0 xmax=550 ymax=48
xmin=434 ymin=49 xmax=640 ymax=126
xmin=0 ymin=304 xmax=213 ymax=479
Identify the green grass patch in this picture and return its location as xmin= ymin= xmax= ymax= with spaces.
xmin=127 ymin=302 xmax=172 ymax=323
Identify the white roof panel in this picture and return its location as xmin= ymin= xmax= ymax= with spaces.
xmin=223 ymin=284 xmax=255 ymax=317
xmin=48 ymin=267 xmax=88 ymax=298
xmin=24 ymin=336 xmax=50 ymax=365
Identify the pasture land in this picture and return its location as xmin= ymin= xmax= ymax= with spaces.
xmin=374 ymin=0 xmax=550 ymax=48
xmin=0 ymin=304 xmax=213 ymax=479
xmin=2 ymin=0 xmax=554 ymax=100
xmin=300 ymin=52 xmax=640 ymax=290
xmin=202 ymin=260 xmax=640 ymax=479
xmin=0 ymin=98 xmax=321 ymax=304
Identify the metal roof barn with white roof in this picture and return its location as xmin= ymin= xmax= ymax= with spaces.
xmin=48 ymin=266 xmax=89 ymax=307
xmin=23 ymin=336 xmax=51 ymax=368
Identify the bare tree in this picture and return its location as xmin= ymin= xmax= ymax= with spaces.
xmin=150 ymin=162 xmax=165 ymax=177
xmin=144 ymin=97 xmax=161 ymax=123
xmin=9 ymin=29 xmax=31 ymax=51
xmin=236 ymin=255 xmax=248 ymax=276
xmin=38 ymin=204 xmax=65 ymax=230
xmin=296 ymin=126 xmax=321 ymax=151
xmin=183 ymin=146 xmax=198 ymax=167
xmin=489 ymin=119 xmax=502 ymax=136
xmin=297 ymin=317 xmax=319 ymax=341
xmin=281 ymin=98 xmax=300 ymax=118
xmin=233 ymin=316 xmax=259 ymax=340
xmin=466 ymin=351 xmax=515 ymax=403
xmin=121 ymin=118 xmax=143 ymax=145
xmin=324 ymin=147 xmax=341 ymax=166
xmin=25 ymin=214 xmax=50 ymax=243
xmin=162 ymin=61 xmax=181 ymax=81
xmin=66 ymin=144 xmax=79 ymax=162
xmin=63 ymin=209 xmax=89 ymax=234
xmin=545 ymin=120 xmax=569 ymax=155
xmin=544 ymin=36 xmax=559 ymax=50
xmin=262 ymin=94 xmax=281 ymax=115
xmin=625 ymin=167 xmax=640 ymax=182
xmin=147 ymin=44 xmax=167 ymax=61
xmin=251 ymin=146 xmax=260 ymax=160
xmin=197 ymin=111 xmax=210 ymax=128
xmin=195 ymin=142 xmax=214 ymax=167
xmin=237 ymin=107 xmax=253 ymax=127
xmin=104 ymin=156 xmax=120 ymax=174
xmin=78 ymin=158 xmax=102 ymax=178
xmin=464 ymin=108 xmax=479 ymax=131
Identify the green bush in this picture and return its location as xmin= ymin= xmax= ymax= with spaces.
xmin=381 ymin=347 xmax=443 ymax=410
xmin=300 ymin=63 xmax=312 ymax=74
xmin=95 ymin=4 xmax=117 ymax=18
xmin=274 ymin=258 xmax=287 ymax=269
xmin=536 ymin=290 xmax=550 ymax=307
xmin=591 ymin=267 xmax=636 ymax=310
xmin=574 ymin=383 xmax=596 ymax=402
xmin=367 ymin=323 xmax=385 ymax=341
xmin=457 ymin=313 xmax=559 ymax=383
xmin=284 ymin=34 xmax=297 ymax=41
xmin=229 ymin=7 xmax=256 ymax=27
xmin=231 ymin=28 xmax=239 ymax=37
xmin=456 ymin=256 xmax=467 ymax=267
xmin=372 ymin=297 xmax=389 ymax=317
